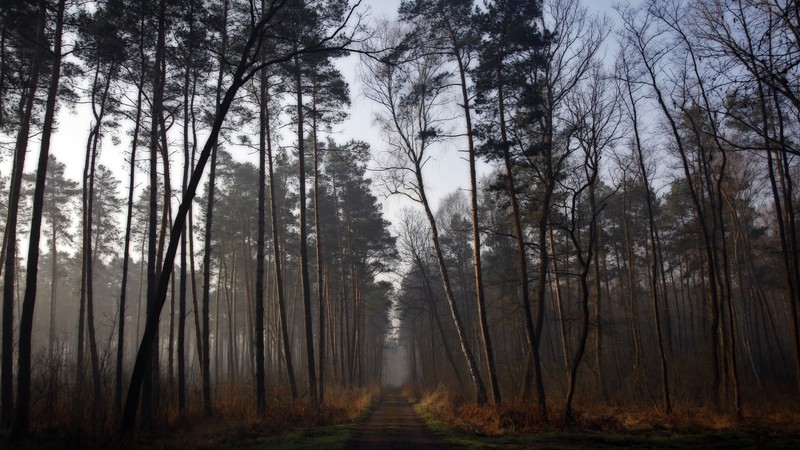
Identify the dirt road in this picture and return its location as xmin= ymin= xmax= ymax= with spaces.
xmin=346 ymin=389 xmax=455 ymax=450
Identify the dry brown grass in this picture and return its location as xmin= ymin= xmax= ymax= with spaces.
xmin=148 ymin=384 xmax=381 ymax=449
xmin=411 ymin=384 xmax=800 ymax=437
xmin=5 ymin=382 xmax=380 ymax=448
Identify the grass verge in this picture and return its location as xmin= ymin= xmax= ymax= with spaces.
xmin=415 ymin=404 xmax=800 ymax=449
xmin=409 ymin=385 xmax=800 ymax=450
xmin=202 ymin=388 xmax=380 ymax=450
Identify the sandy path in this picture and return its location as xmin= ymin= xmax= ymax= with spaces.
xmin=346 ymin=389 xmax=456 ymax=450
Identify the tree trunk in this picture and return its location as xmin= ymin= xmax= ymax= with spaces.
xmin=120 ymin=0 xmax=350 ymax=430
xmin=295 ymin=55 xmax=318 ymax=407
xmin=497 ymin=74 xmax=546 ymax=415
xmin=1 ymin=0 xmax=45 ymax=428
xmin=116 ymin=52 xmax=144 ymax=419
xmin=47 ymin=215 xmax=58 ymax=423
xmin=564 ymin=211 xmax=594 ymax=423
xmin=254 ymin=36 xmax=268 ymax=414
xmin=84 ymin=63 xmax=115 ymax=404
xmin=454 ymin=34 xmax=500 ymax=406
xmin=624 ymin=71 xmax=672 ymax=414
xmin=311 ymin=94 xmax=326 ymax=403
xmin=177 ymin=0 xmax=198 ymax=415
xmin=265 ymin=80 xmax=298 ymax=399
xmin=13 ymin=0 xmax=66 ymax=435
xmin=415 ymin=164 xmax=487 ymax=404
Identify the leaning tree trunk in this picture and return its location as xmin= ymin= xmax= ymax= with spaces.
xmin=415 ymin=164 xmax=487 ymax=405
xmin=120 ymin=0 xmax=349 ymax=431
xmin=452 ymin=37 xmax=499 ymax=406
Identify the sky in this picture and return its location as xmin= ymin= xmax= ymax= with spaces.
xmin=39 ymin=0 xmax=620 ymax=239
xmin=335 ymin=0 xmax=620 ymax=226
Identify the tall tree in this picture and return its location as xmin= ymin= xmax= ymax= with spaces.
xmin=200 ymin=0 xmax=229 ymax=417
xmin=174 ymin=0 xmax=206 ymax=414
xmin=307 ymin=57 xmax=349 ymax=403
xmin=561 ymin=63 xmax=620 ymax=421
xmin=400 ymin=0 xmax=501 ymax=406
xmin=619 ymin=3 xmax=731 ymax=407
xmin=39 ymin=157 xmax=78 ymax=362
xmin=141 ymin=0 xmax=168 ymax=427
xmin=265 ymin=72 xmax=298 ymax=399
xmin=326 ymin=140 xmax=396 ymax=386
xmin=363 ymin=20 xmax=488 ymax=404
xmin=254 ymin=0 xmax=270 ymax=413
xmin=695 ymin=0 xmax=800 ymax=396
xmin=617 ymin=47 xmax=671 ymax=413
xmin=114 ymin=0 xmax=152 ymax=416
xmin=13 ymin=0 xmax=67 ymax=436
xmin=1 ymin=0 xmax=46 ymax=428
xmin=120 ymin=0 xmax=364 ymax=432
xmin=280 ymin=0 xmax=351 ymax=408
xmin=74 ymin=3 xmax=129 ymax=406
xmin=473 ymin=0 xmax=549 ymax=413
xmin=293 ymin=42 xmax=317 ymax=408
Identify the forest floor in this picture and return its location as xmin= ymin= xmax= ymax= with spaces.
xmin=195 ymin=388 xmax=451 ymax=450
xmin=201 ymin=387 xmax=800 ymax=449
xmin=416 ymin=410 xmax=800 ymax=449
xmin=4 ymin=386 xmax=800 ymax=449
xmin=404 ymin=386 xmax=800 ymax=450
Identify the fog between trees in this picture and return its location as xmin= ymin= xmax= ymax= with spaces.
xmin=0 ymin=0 xmax=799 ymax=437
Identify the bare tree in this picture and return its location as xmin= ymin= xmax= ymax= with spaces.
xmin=401 ymin=0 xmax=501 ymax=406
xmin=362 ymin=21 xmax=488 ymax=404
xmin=616 ymin=47 xmax=672 ymax=413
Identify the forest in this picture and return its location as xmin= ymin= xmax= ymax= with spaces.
xmin=0 ymin=0 xmax=799 ymax=447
